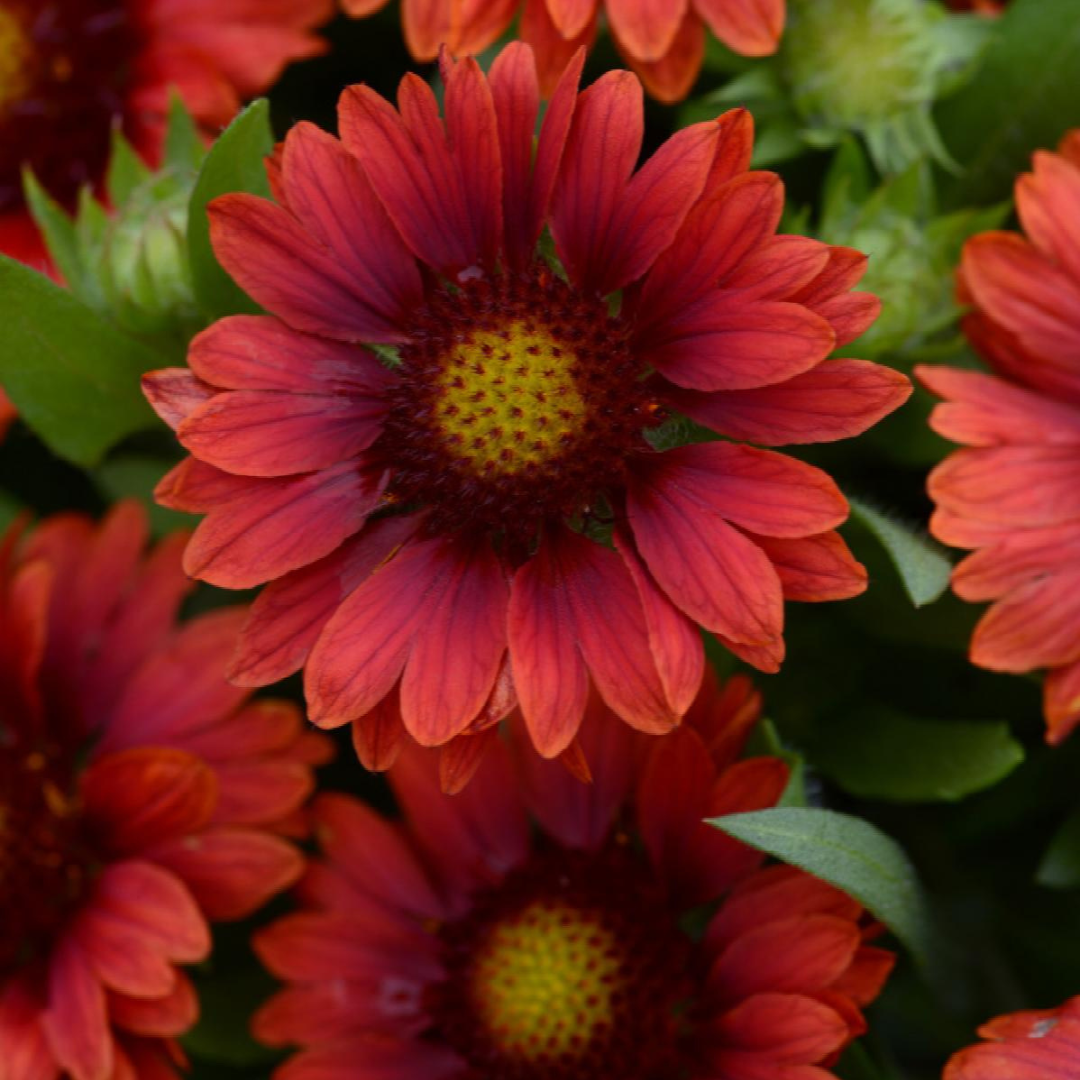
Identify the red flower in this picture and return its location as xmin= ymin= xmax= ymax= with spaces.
xmin=918 ymin=131 xmax=1080 ymax=745
xmin=0 ymin=387 xmax=15 ymax=442
xmin=945 ymin=997 xmax=1080 ymax=1080
xmin=253 ymin=674 xmax=895 ymax=1080
xmin=944 ymin=0 xmax=1005 ymax=13
xmin=0 ymin=0 xmax=333 ymax=270
xmin=0 ymin=502 xmax=331 ymax=1080
xmin=340 ymin=0 xmax=785 ymax=100
xmin=144 ymin=45 xmax=909 ymax=780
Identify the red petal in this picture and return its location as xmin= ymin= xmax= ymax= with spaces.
xmin=338 ymin=71 xmax=497 ymax=278
xmin=632 ymin=171 xmax=783 ymax=334
xmin=620 ymin=9 xmax=705 ymax=103
xmin=43 ymin=939 xmax=112 ymax=1080
xmin=928 ymin=445 xmax=1080 ymax=527
xmin=311 ymin=793 xmax=444 ymax=918
xmin=749 ymin=530 xmax=867 ymax=602
xmin=715 ymin=993 xmax=850 ymax=1061
xmin=545 ymin=0 xmax=597 ymax=39
xmin=696 ymin=0 xmax=785 ymax=56
xmin=178 ymin=390 xmax=384 ymax=477
xmin=553 ymin=95 xmax=718 ymax=294
xmin=971 ymin=569 xmax=1080 ymax=672
xmin=918 ymin=364 xmax=1080 ymax=448
xmin=208 ymin=194 xmax=408 ymax=343
xmin=142 ymin=369 xmax=216 ymax=431
xmin=108 ymin=973 xmax=196 ymax=1038
xmin=673 ymin=359 xmax=912 ymax=445
xmin=184 ymin=462 xmax=388 ymax=589
xmin=615 ymin=527 xmax=705 ymax=715
xmin=230 ymin=515 xmax=417 ymax=687
xmin=708 ymin=915 xmax=861 ymax=1003
xmin=521 ymin=0 xmax=596 ymax=97
xmin=189 ymin=315 xmax=395 ymax=396
xmin=279 ymin=122 xmax=423 ymax=323
xmin=628 ymin=457 xmax=784 ymax=644
xmin=607 ymin=0 xmax=685 ymax=61
xmin=1018 ymin=148 xmax=1080 ymax=282
xmin=150 ymin=826 xmax=303 ymax=920
xmin=642 ymin=298 xmax=835 ymax=392
xmin=1046 ymin=659 xmax=1080 ymax=745
xmin=82 ymin=749 xmax=216 ymax=856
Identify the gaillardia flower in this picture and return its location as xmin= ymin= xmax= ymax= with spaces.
xmin=918 ymin=132 xmax=1080 ymax=745
xmin=0 ymin=0 xmax=332 ymax=267
xmin=0 ymin=502 xmax=330 ymax=1080
xmin=253 ymin=675 xmax=895 ymax=1080
xmin=340 ymin=0 xmax=786 ymax=101
xmin=144 ymin=45 xmax=909 ymax=776
xmin=945 ymin=996 xmax=1080 ymax=1080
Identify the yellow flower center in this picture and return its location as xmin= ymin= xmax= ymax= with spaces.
xmin=0 ymin=8 xmax=32 ymax=113
xmin=432 ymin=322 xmax=588 ymax=478
xmin=469 ymin=899 xmax=623 ymax=1061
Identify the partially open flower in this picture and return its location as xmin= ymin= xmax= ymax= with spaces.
xmin=254 ymin=674 xmax=895 ymax=1080
xmin=945 ymin=996 xmax=1080 ymax=1080
xmin=918 ymin=131 xmax=1080 ymax=745
xmin=0 ymin=0 xmax=333 ymax=269
xmin=0 ymin=502 xmax=330 ymax=1080
xmin=144 ymin=45 xmax=909 ymax=780
xmin=340 ymin=0 xmax=785 ymax=101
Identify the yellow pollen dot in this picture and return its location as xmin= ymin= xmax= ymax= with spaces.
xmin=469 ymin=899 xmax=624 ymax=1062
xmin=433 ymin=321 xmax=587 ymax=477
xmin=0 ymin=8 xmax=32 ymax=114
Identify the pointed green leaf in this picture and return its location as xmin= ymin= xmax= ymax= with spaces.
xmin=707 ymin=807 xmax=937 ymax=972
xmin=187 ymin=100 xmax=273 ymax=319
xmin=106 ymin=127 xmax=152 ymax=207
xmin=0 ymin=256 xmax=161 ymax=466
xmin=164 ymin=91 xmax=207 ymax=172
xmin=22 ymin=171 xmax=90 ymax=296
xmin=847 ymin=496 xmax=952 ymax=607
xmin=812 ymin=709 xmax=1024 ymax=802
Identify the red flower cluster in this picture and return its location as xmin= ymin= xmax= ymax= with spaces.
xmin=342 ymin=0 xmax=784 ymax=100
xmin=0 ymin=503 xmax=329 ymax=1080
xmin=919 ymin=131 xmax=1080 ymax=744
xmin=946 ymin=996 xmax=1080 ymax=1080
xmin=254 ymin=675 xmax=894 ymax=1080
xmin=145 ymin=45 xmax=909 ymax=781
xmin=0 ymin=0 xmax=333 ymax=268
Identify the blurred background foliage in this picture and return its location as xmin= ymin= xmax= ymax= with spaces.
xmin=3 ymin=0 xmax=1080 ymax=1076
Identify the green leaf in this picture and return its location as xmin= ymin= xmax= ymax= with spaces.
xmin=105 ymin=127 xmax=152 ymax=207
xmin=187 ymin=100 xmax=273 ymax=319
xmin=1037 ymin=803 xmax=1080 ymax=889
xmin=847 ymin=496 xmax=952 ymax=608
xmin=164 ymin=91 xmax=206 ymax=173
xmin=707 ymin=807 xmax=938 ymax=972
xmin=811 ymin=709 xmax=1024 ymax=802
xmin=22 ymin=171 xmax=92 ymax=299
xmin=95 ymin=455 xmax=193 ymax=537
xmin=0 ymin=256 xmax=161 ymax=467
xmin=936 ymin=0 xmax=1080 ymax=205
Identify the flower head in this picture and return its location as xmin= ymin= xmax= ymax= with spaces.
xmin=918 ymin=131 xmax=1080 ymax=745
xmin=0 ymin=502 xmax=330 ymax=1080
xmin=0 ymin=0 xmax=333 ymax=268
xmin=340 ymin=0 xmax=786 ymax=101
xmin=145 ymin=45 xmax=909 ymax=780
xmin=253 ymin=675 xmax=895 ymax=1080
xmin=945 ymin=996 xmax=1080 ymax=1080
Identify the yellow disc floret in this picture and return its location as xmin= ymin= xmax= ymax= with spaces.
xmin=0 ymin=8 xmax=31 ymax=114
xmin=432 ymin=322 xmax=587 ymax=477
xmin=469 ymin=899 xmax=624 ymax=1061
